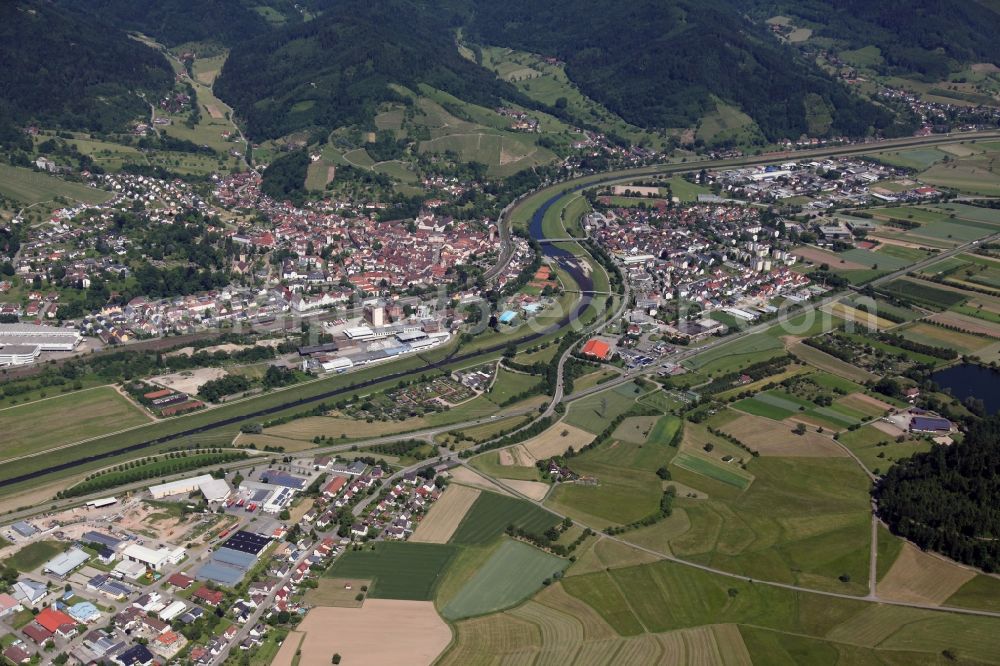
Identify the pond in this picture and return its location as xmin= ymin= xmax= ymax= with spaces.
xmin=930 ymin=363 xmax=1000 ymax=414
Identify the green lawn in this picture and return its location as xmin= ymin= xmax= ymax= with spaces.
xmin=450 ymin=491 xmax=561 ymax=545
xmin=325 ymin=542 xmax=457 ymax=600
xmin=441 ymin=539 xmax=567 ymax=619
xmin=0 ymin=387 xmax=150 ymax=462
xmin=671 ymin=451 xmax=753 ymax=490
xmin=469 ymin=451 xmax=543 ymax=482
xmin=946 ymin=575 xmax=1000 ymax=613
xmin=6 ymin=540 xmax=67 ymax=572
xmin=837 ymin=425 xmax=932 ymax=475
xmin=631 ymin=455 xmax=872 ymax=595
xmin=563 ymin=382 xmax=642 ymax=434
xmin=0 ymin=163 xmax=112 ymax=206
xmin=487 ymin=366 xmax=544 ymax=405
xmin=547 ymin=433 xmax=676 ymax=528
xmin=880 ymin=279 xmax=967 ymax=309
xmin=646 ymin=415 xmax=681 ymax=445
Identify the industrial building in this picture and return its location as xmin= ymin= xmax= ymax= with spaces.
xmin=195 ymin=531 xmax=270 ymax=586
xmin=120 ymin=544 xmax=185 ymax=572
xmin=0 ymin=324 xmax=81 ymax=366
xmin=148 ymin=475 xmax=231 ymax=503
xmin=44 ymin=547 xmax=90 ymax=578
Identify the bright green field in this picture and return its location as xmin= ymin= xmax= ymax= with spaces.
xmin=946 ymin=575 xmax=1000 ymax=613
xmin=441 ymin=539 xmax=567 ymax=619
xmin=0 ymin=163 xmax=112 ymax=206
xmin=671 ymin=451 xmax=753 ymax=490
xmin=733 ymin=389 xmax=864 ymax=430
xmin=325 ymin=542 xmax=457 ymax=600
xmin=450 ymin=491 xmax=561 ymax=545
xmin=487 ymin=366 xmax=544 ymax=405
xmin=836 ymin=425 xmax=932 ymax=475
xmin=646 ymin=415 xmax=681 ymax=445
xmin=562 ymin=562 xmax=1000 ymax=665
xmin=547 ymin=434 xmax=677 ymax=528
xmin=873 ymin=148 xmax=948 ymax=170
xmin=630 ymin=455 xmax=872 ymax=595
xmin=1 ymin=387 xmax=150 ymax=462
xmin=881 ymin=279 xmax=967 ymax=309
xmin=684 ymin=333 xmax=785 ymax=372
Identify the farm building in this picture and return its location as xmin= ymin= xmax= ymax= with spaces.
xmin=910 ymin=416 xmax=953 ymax=433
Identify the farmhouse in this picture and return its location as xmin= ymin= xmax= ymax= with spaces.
xmin=0 ymin=593 xmax=22 ymax=618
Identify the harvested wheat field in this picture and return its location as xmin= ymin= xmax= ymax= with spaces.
xmin=499 ymin=444 xmax=535 ymax=466
xmin=838 ymin=393 xmax=895 ymax=414
xmin=720 ymin=413 xmax=846 ymax=457
xmin=794 ymin=246 xmax=866 ymax=269
xmin=449 ymin=466 xmax=513 ymax=496
xmin=927 ymin=312 xmax=1000 ymax=339
xmin=295 ymin=601 xmax=451 ymax=665
xmin=612 ymin=416 xmax=660 ymax=444
xmin=303 ymin=578 xmax=371 ymax=608
xmin=266 ymin=414 xmax=429 ymax=441
xmin=523 ymin=422 xmax=595 ymax=459
xmin=410 ymin=485 xmax=480 ymax=543
xmin=501 ymin=479 xmax=551 ymax=501
xmin=872 ymin=420 xmax=906 ymax=438
xmin=878 ymin=542 xmax=975 ymax=605
xmin=270 ymin=631 xmax=304 ymax=666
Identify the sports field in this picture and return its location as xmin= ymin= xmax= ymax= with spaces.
xmin=441 ymin=539 xmax=567 ymax=619
xmin=450 ymin=490 xmax=561 ymax=545
xmin=325 ymin=542 xmax=457 ymax=600
xmin=1 ymin=387 xmax=150 ymax=462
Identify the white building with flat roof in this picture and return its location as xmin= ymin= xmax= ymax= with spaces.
xmin=149 ymin=475 xmax=231 ymax=502
xmin=121 ymin=544 xmax=185 ymax=571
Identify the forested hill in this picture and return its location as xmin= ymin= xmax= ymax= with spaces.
xmin=0 ymin=2 xmax=173 ymax=133
xmin=465 ymin=0 xmax=904 ymax=142
xmin=875 ymin=415 xmax=1000 ymax=572
xmin=214 ymin=0 xmax=531 ymax=140
xmin=742 ymin=0 xmax=1000 ymax=80
xmin=56 ymin=0 xmax=275 ymax=47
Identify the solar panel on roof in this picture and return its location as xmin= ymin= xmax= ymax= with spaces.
xmin=222 ymin=530 xmax=270 ymax=555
